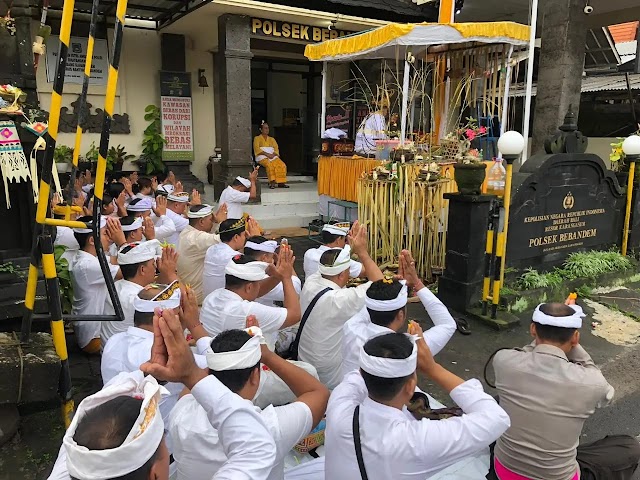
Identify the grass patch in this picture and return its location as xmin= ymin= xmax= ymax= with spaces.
xmin=508 ymin=249 xmax=634 ymax=292
xmin=563 ymin=250 xmax=633 ymax=279
xmin=575 ymin=285 xmax=593 ymax=299
xmin=510 ymin=297 xmax=529 ymax=313
xmin=500 ymin=286 xmax=518 ymax=296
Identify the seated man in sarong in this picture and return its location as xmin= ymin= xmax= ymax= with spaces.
xmin=491 ymin=298 xmax=640 ymax=480
xmin=254 ymin=120 xmax=288 ymax=188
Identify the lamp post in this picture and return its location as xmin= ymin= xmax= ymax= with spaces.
xmin=621 ymin=135 xmax=640 ymax=256
xmin=497 ymin=131 xmax=525 ymax=290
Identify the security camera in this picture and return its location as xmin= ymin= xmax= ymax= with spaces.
xmin=583 ymin=5 xmax=593 ymax=14
xmin=328 ymin=19 xmax=337 ymax=30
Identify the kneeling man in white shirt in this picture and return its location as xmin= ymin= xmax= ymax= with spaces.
xmin=325 ymin=330 xmax=510 ymax=480
xmin=342 ymin=249 xmax=456 ymax=377
xmin=170 ymin=326 xmax=329 ymax=480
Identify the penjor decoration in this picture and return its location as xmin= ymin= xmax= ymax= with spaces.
xmin=0 ymin=120 xmax=30 ymax=207
xmin=23 ymin=120 xmax=62 ymax=202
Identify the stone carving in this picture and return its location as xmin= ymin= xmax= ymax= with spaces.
xmin=544 ymin=106 xmax=588 ymax=154
xmin=55 ymin=95 xmax=130 ymax=134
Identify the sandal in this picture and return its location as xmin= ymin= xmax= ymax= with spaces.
xmin=269 ymin=184 xmax=276 ymax=189
xmin=455 ymin=317 xmax=472 ymax=335
xmin=278 ymin=183 xmax=290 ymax=188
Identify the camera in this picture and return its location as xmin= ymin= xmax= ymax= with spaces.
xmin=583 ymin=5 xmax=593 ymax=14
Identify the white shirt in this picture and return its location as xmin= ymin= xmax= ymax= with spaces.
xmin=219 ymin=185 xmax=250 ymax=220
xmin=202 ymin=242 xmax=241 ymax=298
xmin=152 ymin=213 xmax=176 ymax=241
xmin=201 ymin=289 xmax=287 ymax=351
xmin=341 ymin=287 xmax=457 ymax=377
xmin=176 ymin=225 xmax=221 ymax=304
xmin=69 ymin=251 xmax=120 ymax=348
xmin=303 ymin=245 xmax=363 ymax=279
xmin=101 ymin=279 xmax=143 ymax=345
xmin=169 ymin=393 xmax=312 ymax=480
xmin=298 ymin=273 xmax=371 ymax=389
xmin=325 ymin=371 xmax=511 ymax=480
xmin=54 ymin=226 xmax=79 ymax=264
xmin=355 ymin=112 xmax=387 ymax=155
xmin=256 ymin=276 xmax=302 ymax=307
xmin=101 ymin=326 xmax=207 ymax=426
xmin=47 ymin=374 xmax=278 ymax=480
xmin=165 ymin=208 xmax=189 ymax=246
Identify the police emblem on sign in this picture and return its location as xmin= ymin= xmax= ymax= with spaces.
xmin=72 ymin=43 xmax=82 ymax=54
xmin=563 ymin=192 xmax=575 ymax=210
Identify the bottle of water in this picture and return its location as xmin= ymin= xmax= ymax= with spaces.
xmin=486 ymin=159 xmax=506 ymax=197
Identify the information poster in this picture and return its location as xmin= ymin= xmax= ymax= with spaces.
xmin=46 ymin=36 xmax=109 ymax=85
xmin=161 ymin=96 xmax=194 ymax=161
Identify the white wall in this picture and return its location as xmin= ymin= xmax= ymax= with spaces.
xmin=37 ymin=28 xmax=161 ymax=170
xmin=522 ymin=137 xmax=613 ymax=167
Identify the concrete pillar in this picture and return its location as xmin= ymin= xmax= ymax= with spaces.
xmin=215 ymin=14 xmax=254 ymax=199
xmin=531 ymin=0 xmax=588 ymax=155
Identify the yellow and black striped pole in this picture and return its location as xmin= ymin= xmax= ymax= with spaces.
xmin=66 ymin=0 xmax=100 ymax=221
xmin=622 ymin=158 xmax=637 ymax=256
xmin=482 ymin=201 xmax=499 ymax=315
xmin=22 ymin=0 xmax=76 ymax=342
xmin=21 ymin=0 xmax=76 ymax=426
xmin=92 ymin=0 xmax=128 ymax=322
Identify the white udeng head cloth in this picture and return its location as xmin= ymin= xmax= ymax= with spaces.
xmin=127 ymin=197 xmax=153 ymax=212
xmin=532 ymin=303 xmax=586 ymax=329
xmin=187 ymin=204 xmax=214 ymax=219
xmin=167 ymin=191 xmax=190 ymax=203
xmin=365 ymin=280 xmax=408 ymax=311
xmin=117 ymin=240 xmax=163 ymax=266
xmin=133 ymin=281 xmax=182 ymax=312
xmin=73 ymin=216 xmax=107 ymax=234
xmin=157 ymin=184 xmax=175 ymax=195
xmin=225 ymin=259 xmax=270 ymax=281
xmin=318 ymin=244 xmax=352 ymax=276
xmin=64 ymin=371 xmax=167 ymax=480
xmin=206 ymin=327 xmax=264 ymax=371
xmin=236 ymin=176 xmax=251 ymax=188
xmin=322 ymin=222 xmax=350 ymax=236
xmin=245 ymin=240 xmax=278 ymax=253
xmin=120 ymin=217 xmax=143 ymax=232
xmin=359 ymin=333 xmax=418 ymax=378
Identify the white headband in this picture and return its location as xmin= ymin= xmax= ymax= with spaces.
xmin=73 ymin=216 xmax=107 ymax=234
xmin=365 ymin=280 xmax=408 ymax=312
xmin=359 ymin=333 xmax=418 ymax=378
xmin=127 ymin=198 xmax=153 ymax=212
xmin=187 ymin=204 xmax=213 ymax=219
xmin=225 ymin=259 xmax=269 ymax=281
xmin=133 ymin=282 xmax=182 ymax=312
xmin=117 ymin=240 xmax=162 ymax=266
xmin=318 ymin=245 xmax=352 ymax=276
xmin=245 ymin=240 xmax=278 ymax=253
xmin=236 ymin=176 xmax=251 ymax=188
xmin=205 ymin=327 xmax=264 ymax=371
xmin=532 ymin=303 xmax=585 ymax=329
xmin=322 ymin=223 xmax=350 ymax=236
xmin=121 ymin=217 xmax=143 ymax=232
xmin=157 ymin=184 xmax=175 ymax=195
xmin=64 ymin=371 xmax=167 ymax=480
xmin=167 ymin=191 xmax=190 ymax=203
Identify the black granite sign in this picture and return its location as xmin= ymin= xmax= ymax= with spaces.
xmin=506 ymin=153 xmax=625 ymax=267
xmin=160 ymin=71 xmax=191 ymax=97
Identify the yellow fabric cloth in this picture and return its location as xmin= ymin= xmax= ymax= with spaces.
xmin=304 ymin=22 xmax=530 ymax=61
xmin=254 ymin=135 xmax=287 ymax=183
xmin=318 ymin=156 xmax=382 ymax=203
xmin=83 ymin=337 xmax=102 ymax=354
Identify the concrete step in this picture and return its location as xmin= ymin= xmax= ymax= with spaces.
xmin=259 ymin=214 xmax=319 ymax=230
xmin=258 ymin=174 xmax=315 ymax=184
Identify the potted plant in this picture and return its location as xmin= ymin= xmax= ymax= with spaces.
xmin=107 ymin=144 xmax=135 ymax=172
xmin=136 ymin=104 xmax=167 ymax=175
xmin=53 ymin=145 xmax=74 ymax=173
xmin=85 ymin=141 xmax=99 ymax=168
xmin=443 ymin=118 xmax=488 ymax=195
